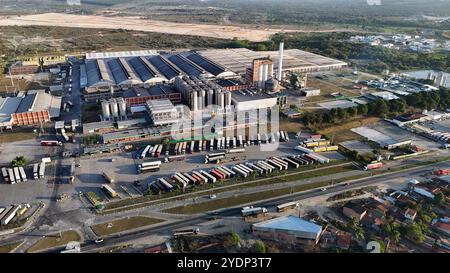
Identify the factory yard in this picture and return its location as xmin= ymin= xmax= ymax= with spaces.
xmin=0 ymin=13 xmax=293 ymax=42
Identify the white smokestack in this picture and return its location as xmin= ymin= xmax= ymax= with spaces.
xmin=278 ymin=42 xmax=284 ymax=81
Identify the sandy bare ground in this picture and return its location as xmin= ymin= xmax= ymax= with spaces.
xmin=0 ymin=13 xmax=296 ymax=42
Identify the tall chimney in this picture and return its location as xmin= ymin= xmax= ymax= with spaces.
xmin=277 ymin=42 xmax=284 ymax=81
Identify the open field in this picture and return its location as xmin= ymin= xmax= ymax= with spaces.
xmin=0 ymin=241 xmax=23 ymax=253
xmin=164 ymin=175 xmax=355 ymax=215
xmin=317 ymin=117 xmax=381 ymax=143
xmin=0 ymin=13 xmax=294 ymax=42
xmin=27 ymin=230 xmax=81 ymax=253
xmin=0 ymin=131 xmax=37 ymax=143
xmin=91 ymin=216 xmax=165 ymax=236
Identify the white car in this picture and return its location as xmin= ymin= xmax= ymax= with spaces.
xmin=209 ymin=194 xmax=217 ymax=199
xmin=321 ymin=188 xmax=328 ymax=192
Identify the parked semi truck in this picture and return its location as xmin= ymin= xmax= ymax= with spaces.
xmin=241 ymin=206 xmax=267 ymax=217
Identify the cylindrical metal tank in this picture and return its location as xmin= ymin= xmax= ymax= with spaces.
xmin=101 ymin=100 xmax=111 ymax=120
xmin=268 ymin=63 xmax=274 ymax=79
xmin=207 ymin=89 xmax=214 ymax=106
xmin=110 ymin=100 xmax=119 ymax=118
xmin=191 ymin=91 xmax=198 ymax=111
xmin=118 ymin=98 xmax=127 ymax=117
xmin=225 ymin=91 xmax=232 ymax=107
xmin=218 ymin=92 xmax=225 ymax=109
xmin=200 ymin=90 xmax=206 ymax=109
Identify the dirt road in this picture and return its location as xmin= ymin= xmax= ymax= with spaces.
xmin=0 ymin=13 xmax=293 ymax=42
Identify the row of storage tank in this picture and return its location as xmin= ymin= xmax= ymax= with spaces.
xmin=147 ymin=152 xmax=330 ymax=195
xmin=174 ymin=76 xmax=232 ymax=111
xmin=101 ymin=97 xmax=127 ymax=120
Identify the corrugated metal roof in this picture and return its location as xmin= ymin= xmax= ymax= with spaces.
xmin=0 ymin=97 xmax=22 ymax=124
xmin=253 ymin=215 xmax=322 ymax=235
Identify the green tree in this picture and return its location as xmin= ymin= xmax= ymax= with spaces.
xmin=11 ymin=156 xmax=27 ymax=167
xmin=228 ymin=230 xmax=241 ymax=247
xmin=404 ymin=224 xmax=425 ymax=243
xmin=255 ymin=240 xmax=266 ymax=253
xmin=433 ymin=192 xmax=445 ymax=206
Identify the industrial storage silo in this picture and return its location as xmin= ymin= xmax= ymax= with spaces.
xmin=218 ymin=92 xmax=225 ymax=109
xmin=200 ymin=90 xmax=206 ymax=110
xmin=225 ymin=91 xmax=232 ymax=107
xmin=101 ymin=100 xmax=111 ymax=120
xmin=207 ymin=89 xmax=214 ymax=107
xmin=191 ymin=91 xmax=198 ymax=111
xmin=118 ymin=98 xmax=127 ymax=118
xmin=110 ymin=99 xmax=119 ymax=118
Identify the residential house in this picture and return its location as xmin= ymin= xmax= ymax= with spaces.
xmin=343 ymin=202 xmax=367 ymax=221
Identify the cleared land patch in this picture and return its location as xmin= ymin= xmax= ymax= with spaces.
xmin=91 ymin=216 xmax=165 ymax=236
xmin=27 ymin=230 xmax=81 ymax=253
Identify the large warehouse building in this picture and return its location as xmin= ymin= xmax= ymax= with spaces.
xmin=0 ymin=90 xmax=61 ymax=128
xmin=198 ymin=48 xmax=347 ymax=77
xmin=252 ymin=215 xmax=323 ymax=244
xmin=83 ymin=50 xmax=236 ymax=100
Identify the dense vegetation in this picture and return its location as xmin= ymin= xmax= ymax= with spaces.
xmin=302 ymin=87 xmax=450 ymax=128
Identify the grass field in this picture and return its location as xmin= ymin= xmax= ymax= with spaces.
xmin=163 ymin=176 xmax=352 ymax=215
xmin=0 ymin=131 xmax=37 ymax=143
xmin=0 ymin=241 xmax=23 ymax=253
xmin=90 ymin=216 xmax=165 ymax=236
xmin=318 ymin=117 xmax=380 ymax=143
xmin=27 ymin=230 xmax=81 ymax=253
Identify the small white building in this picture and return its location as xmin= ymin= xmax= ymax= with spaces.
xmin=146 ymin=99 xmax=180 ymax=126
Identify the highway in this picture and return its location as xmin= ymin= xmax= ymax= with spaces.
xmin=80 ymin=160 xmax=449 ymax=253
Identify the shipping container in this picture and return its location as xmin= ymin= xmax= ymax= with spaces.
xmin=200 ymin=170 xmax=217 ymax=183
xmin=8 ymin=168 xmax=16 ymax=184
xmin=283 ymin=157 xmax=299 ymax=168
xmin=19 ymin=167 xmax=27 ymax=182
xmin=1 ymin=205 xmax=20 ymax=225
xmin=1 ymin=167 xmax=9 ymax=183
xmin=221 ymin=166 xmax=236 ymax=177
xmin=102 ymin=184 xmax=118 ymax=198
xmin=276 ymin=201 xmax=299 ymax=212
xmin=232 ymin=166 xmax=248 ymax=177
xmin=13 ymin=167 xmax=21 ymax=183
xmin=226 ymin=148 xmax=245 ymax=154
xmin=158 ymin=178 xmax=174 ymax=192
xmin=192 ymin=171 xmax=207 ymax=185
xmin=102 ymin=171 xmax=115 ymax=183
xmin=164 ymin=155 xmax=186 ymax=163
xmin=182 ymin=172 xmax=197 ymax=184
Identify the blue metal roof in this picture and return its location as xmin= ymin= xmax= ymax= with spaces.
xmin=184 ymin=52 xmax=225 ymax=76
xmin=166 ymin=54 xmax=203 ymax=77
xmin=107 ymin=58 xmax=127 ymax=84
xmin=127 ymin=57 xmax=154 ymax=82
xmin=85 ymin=59 xmax=101 ymax=87
xmin=147 ymin=55 xmax=180 ymax=80
xmin=254 ymin=215 xmax=322 ymax=234
xmin=16 ymin=93 xmax=36 ymax=113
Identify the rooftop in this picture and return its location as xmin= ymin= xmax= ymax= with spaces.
xmin=0 ymin=97 xmax=22 ymax=124
xmin=231 ymin=89 xmax=276 ymax=103
xmin=253 ymin=215 xmax=322 ymax=235
xmin=146 ymin=99 xmax=177 ymax=114
xmin=199 ymin=48 xmax=347 ymax=75
xmin=123 ymin=85 xmax=178 ymax=98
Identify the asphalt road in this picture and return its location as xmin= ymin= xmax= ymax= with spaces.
xmin=79 ymin=161 xmax=448 ymax=253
